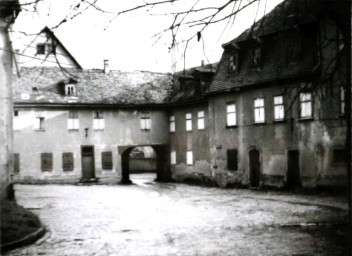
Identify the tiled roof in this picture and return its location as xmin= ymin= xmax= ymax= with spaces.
xmin=13 ymin=67 xmax=173 ymax=105
xmin=207 ymin=0 xmax=319 ymax=94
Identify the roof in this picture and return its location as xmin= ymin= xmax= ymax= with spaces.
xmin=13 ymin=67 xmax=173 ymax=106
xmin=223 ymin=0 xmax=318 ymax=46
xmin=207 ymin=0 xmax=320 ymax=94
xmin=168 ymin=63 xmax=218 ymax=104
xmin=41 ymin=27 xmax=83 ymax=69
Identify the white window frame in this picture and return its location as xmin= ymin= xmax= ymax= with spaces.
xmin=254 ymin=98 xmax=265 ymax=123
xmin=93 ymin=110 xmax=105 ymax=130
xmin=273 ymin=96 xmax=284 ymax=121
xmin=186 ymin=113 xmax=192 ymax=131
xmin=67 ymin=111 xmax=79 ymax=130
xmin=34 ymin=111 xmax=45 ymax=130
xmin=226 ymin=103 xmax=236 ymax=126
xmin=300 ymin=92 xmax=313 ymax=119
xmin=186 ymin=151 xmax=193 ymax=166
xmin=169 ymin=115 xmax=175 ymax=132
xmin=171 ymin=151 xmax=176 ymax=165
xmin=197 ymin=111 xmax=205 ymax=130
xmin=140 ymin=111 xmax=151 ymax=131
xmin=65 ymin=84 xmax=76 ymax=96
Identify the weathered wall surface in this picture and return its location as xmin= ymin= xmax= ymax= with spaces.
xmin=208 ymin=84 xmax=346 ymax=188
xmin=13 ymin=108 xmax=168 ymax=182
xmin=169 ymin=103 xmax=212 ymax=182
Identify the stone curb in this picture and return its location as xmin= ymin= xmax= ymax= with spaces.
xmin=1 ymin=226 xmax=46 ymax=253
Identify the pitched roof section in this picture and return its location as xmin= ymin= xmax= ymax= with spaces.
xmin=14 ymin=67 xmax=173 ymax=106
xmin=207 ymin=0 xmax=319 ymax=94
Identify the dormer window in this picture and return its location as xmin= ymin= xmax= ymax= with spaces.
xmin=65 ymin=84 xmax=76 ymax=96
xmin=249 ymin=47 xmax=261 ymax=68
xmin=228 ymin=52 xmax=239 ymax=73
xmin=287 ymin=37 xmax=301 ymax=63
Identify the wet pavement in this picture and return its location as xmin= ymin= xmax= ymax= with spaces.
xmin=6 ymin=173 xmax=349 ymax=256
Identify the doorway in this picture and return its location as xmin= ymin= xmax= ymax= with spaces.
xmin=81 ymin=146 xmax=95 ymax=180
xmin=286 ymin=150 xmax=301 ymax=189
xmin=249 ymin=149 xmax=261 ymax=188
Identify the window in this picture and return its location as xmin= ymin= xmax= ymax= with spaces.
xmin=41 ymin=153 xmax=53 ymax=172
xmin=227 ymin=149 xmax=238 ymax=171
xmin=36 ymin=43 xmax=45 ymax=55
xmin=13 ymin=153 xmax=20 ymax=173
xmin=171 ymin=151 xmax=176 ymax=165
xmin=249 ymin=47 xmax=261 ymax=68
xmin=35 ymin=112 xmax=45 ymax=130
xmin=273 ymin=96 xmax=284 ymax=121
xmin=287 ymin=37 xmax=301 ymax=63
xmin=254 ymin=98 xmax=265 ymax=123
xmin=169 ymin=115 xmax=175 ymax=132
xmin=186 ymin=113 xmax=192 ymax=131
xmin=226 ymin=103 xmax=236 ymax=126
xmin=140 ymin=112 xmax=151 ymax=131
xmin=65 ymin=84 xmax=76 ymax=96
xmin=197 ymin=111 xmax=205 ymax=130
xmin=340 ymin=87 xmax=345 ymax=115
xmin=300 ymin=92 xmax=312 ymax=118
xmin=332 ymin=149 xmax=346 ymax=166
xmin=67 ymin=111 xmax=79 ymax=130
xmin=102 ymin=151 xmax=113 ymax=170
xmin=93 ymin=111 xmax=105 ymax=130
xmin=186 ymin=151 xmax=193 ymax=166
xmin=62 ymin=152 xmax=74 ymax=171
xmin=13 ymin=111 xmax=19 ymax=131
xmin=228 ymin=53 xmax=238 ymax=72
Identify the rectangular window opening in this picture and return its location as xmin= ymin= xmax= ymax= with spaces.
xmin=169 ymin=115 xmax=175 ymax=132
xmin=197 ymin=111 xmax=205 ymax=130
xmin=102 ymin=151 xmax=113 ymax=170
xmin=68 ymin=111 xmax=79 ymax=130
xmin=254 ymin=98 xmax=265 ymax=123
xmin=171 ymin=151 xmax=176 ymax=165
xmin=227 ymin=149 xmax=238 ymax=171
xmin=62 ymin=152 xmax=74 ymax=171
xmin=273 ymin=96 xmax=285 ymax=121
xmin=300 ymin=92 xmax=313 ymax=119
xmin=186 ymin=113 xmax=192 ymax=131
xmin=186 ymin=151 xmax=193 ymax=166
xmin=41 ymin=153 xmax=53 ymax=172
xmin=226 ymin=103 xmax=236 ymax=127
xmin=93 ymin=110 xmax=105 ymax=130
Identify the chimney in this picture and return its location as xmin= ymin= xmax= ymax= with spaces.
xmin=201 ymin=60 xmax=204 ymax=67
xmin=103 ymin=59 xmax=110 ymax=74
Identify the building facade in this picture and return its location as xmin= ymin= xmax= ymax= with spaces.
xmin=12 ymin=0 xmax=348 ymax=189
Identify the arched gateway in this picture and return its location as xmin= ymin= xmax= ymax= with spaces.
xmin=118 ymin=144 xmax=171 ymax=184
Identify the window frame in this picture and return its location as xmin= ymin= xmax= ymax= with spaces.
xmin=299 ymin=92 xmax=313 ymax=119
xmin=286 ymin=37 xmax=301 ymax=64
xmin=185 ymin=113 xmax=192 ymax=132
xmin=249 ymin=46 xmax=261 ymax=68
xmin=62 ymin=152 xmax=74 ymax=172
xmin=197 ymin=111 xmax=205 ymax=130
xmin=186 ymin=151 xmax=193 ymax=166
xmin=67 ymin=111 xmax=79 ymax=131
xmin=36 ymin=43 xmax=45 ymax=55
xmin=169 ymin=115 xmax=176 ymax=132
xmin=273 ymin=95 xmax=285 ymax=121
xmin=170 ymin=151 xmax=176 ymax=165
xmin=93 ymin=110 xmax=105 ymax=131
xmin=228 ymin=52 xmax=239 ymax=73
xmin=41 ymin=153 xmax=53 ymax=172
xmin=140 ymin=111 xmax=151 ymax=131
xmin=102 ymin=151 xmax=113 ymax=170
xmin=253 ymin=98 xmax=265 ymax=124
xmin=226 ymin=103 xmax=237 ymax=127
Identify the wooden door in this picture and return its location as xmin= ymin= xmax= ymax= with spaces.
xmin=287 ymin=150 xmax=300 ymax=189
xmin=249 ymin=149 xmax=260 ymax=187
xmin=81 ymin=146 xmax=95 ymax=180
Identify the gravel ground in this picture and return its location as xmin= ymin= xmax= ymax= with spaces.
xmin=6 ymin=173 xmax=349 ymax=256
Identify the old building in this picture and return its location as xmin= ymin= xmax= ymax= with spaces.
xmin=12 ymin=27 xmax=172 ymax=184
xmin=12 ymin=0 xmax=348 ymax=189
xmin=205 ymin=0 xmax=348 ymax=189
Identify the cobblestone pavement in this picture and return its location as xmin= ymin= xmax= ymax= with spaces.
xmin=6 ymin=173 xmax=349 ymax=256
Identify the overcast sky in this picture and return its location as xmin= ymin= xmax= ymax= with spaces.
xmin=12 ymin=0 xmax=284 ymax=73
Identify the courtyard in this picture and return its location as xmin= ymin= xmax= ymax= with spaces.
xmin=6 ymin=173 xmax=349 ymax=256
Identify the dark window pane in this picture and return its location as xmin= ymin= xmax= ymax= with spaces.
xmin=14 ymin=153 xmax=20 ymax=173
xmin=332 ymin=149 xmax=346 ymax=166
xmin=62 ymin=152 xmax=74 ymax=171
xmin=102 ymin=151 xmax=113 ymax=170
xmin=36 ymin=44 xmax=45 ymax=54
xmin=227 ymin=149 xmax=238 ymax=171
xmin=41 ymin=153 xmax=53 ymax=172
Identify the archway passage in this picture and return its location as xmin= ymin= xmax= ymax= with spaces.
xmin=119 ymin=144 xmax=170 ymax=185
xmin=249 ymin=149 xmax=261 ymax=188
